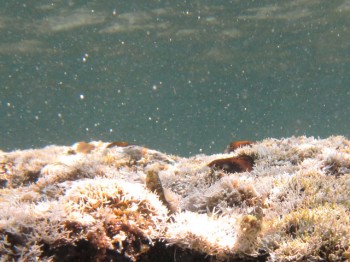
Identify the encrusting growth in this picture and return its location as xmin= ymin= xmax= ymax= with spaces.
xmin=0 ymin=136 xmax=349 ymax=261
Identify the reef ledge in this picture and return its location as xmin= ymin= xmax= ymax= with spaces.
xmin=0 ymin=136 xmax=349 ymax=261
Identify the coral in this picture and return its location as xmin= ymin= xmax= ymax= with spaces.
xmin=0 ymin=136 xmax=350 ymax=261
xmin=166 ymin=211 xmax=238 ymax=258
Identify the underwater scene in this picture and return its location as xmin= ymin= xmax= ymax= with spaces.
xmin=1 ymin=1 xmax=350 ymax=261
xmin=1 ymin=0 xmax=349 ymax=156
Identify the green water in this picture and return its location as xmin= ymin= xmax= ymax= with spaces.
xmin=1 ymin=1 xmax=349 ymax=156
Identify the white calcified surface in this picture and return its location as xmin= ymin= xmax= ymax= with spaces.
xmin=0 ymin=136 xmax=349 ymax=261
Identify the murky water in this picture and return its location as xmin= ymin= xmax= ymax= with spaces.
xmin=1 ymin=0 xmax=349 ymax=156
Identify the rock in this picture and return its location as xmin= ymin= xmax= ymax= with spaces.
xmin=0 ymin=136 xmax=349 ymax=261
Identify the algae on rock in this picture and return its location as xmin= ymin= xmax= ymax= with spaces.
xmin=0 ymin=137 xmax=349 ymax=261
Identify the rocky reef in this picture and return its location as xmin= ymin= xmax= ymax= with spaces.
xmin=0 ymin=136 xmax=349 ymax=261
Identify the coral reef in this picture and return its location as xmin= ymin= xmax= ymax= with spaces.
xmin=0 ymin=137 xmax=350 ymax=261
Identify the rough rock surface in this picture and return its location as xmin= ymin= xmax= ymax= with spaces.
xmin=0 ymin=136 xmax=349 ymax=261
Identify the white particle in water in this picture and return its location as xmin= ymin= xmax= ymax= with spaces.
xmin=82 ymin=53 xmax=89 ymax=63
